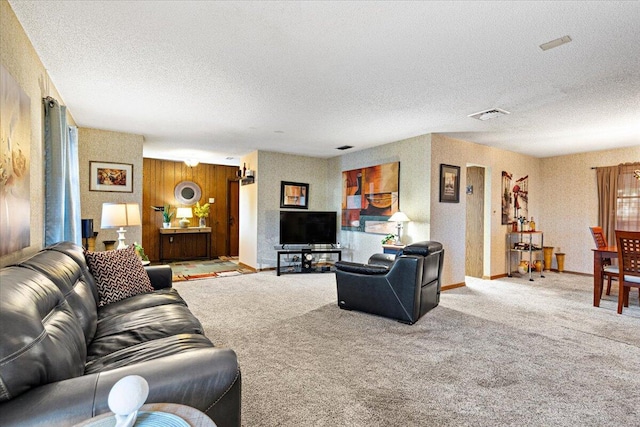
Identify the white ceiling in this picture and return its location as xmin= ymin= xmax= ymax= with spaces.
xmin=9 ymin=1 xmax=640 ymax=166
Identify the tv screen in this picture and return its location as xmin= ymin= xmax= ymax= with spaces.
xmin=279 ymin=211 xmax=337 ymax=245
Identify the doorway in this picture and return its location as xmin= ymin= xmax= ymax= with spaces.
xmin=465 ymin=166 xmax=485 ymax=277
xmin=227 ymin=180 xmax=240 ymax=256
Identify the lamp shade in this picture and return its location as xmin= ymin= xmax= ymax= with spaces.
xmin=176 ymin=207 xmax=193 ymax=219
xmin=101 ymin=203 xmax=141 ymax=228
xmin=388 ymin=211 xmax=410 ymax=222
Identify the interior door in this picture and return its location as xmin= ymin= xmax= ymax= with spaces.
xmin=465 ymin=166 xmax=485 ymax=277
xmin=228 ymin=180 xmax=239 ymax=256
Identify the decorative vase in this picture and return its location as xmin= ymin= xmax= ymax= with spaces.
xmin=543 ymin=246 xmax=554 ymax=271
xmin=199 ymin=217 xmax=206 ymax=228
xmin=163 ymin=222 xmax=171 ymax=229
xmin=534 ymin=260 xmax=543 ymax=272
xmin=517 ymin=260 xmax=529 ymax=275
xmin=555 ymin=253 xmax=566 ymax=273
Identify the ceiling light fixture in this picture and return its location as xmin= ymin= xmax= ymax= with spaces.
xmin=539 ymin=35 xmax=572 ymax=51
xmin=336 ymin=145 xmax=354 ymax=150
xmin=184 ymin=159 xmax=199 ymax=167
xmin=468 ymin=108 xmax=510 ymax=121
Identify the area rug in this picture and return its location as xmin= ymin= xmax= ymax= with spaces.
xmin=169 ymin=258 xmax=252 ymax=282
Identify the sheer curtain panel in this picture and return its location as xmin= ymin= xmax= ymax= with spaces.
xmin=43 ymin=97 xmax=81 ymax=246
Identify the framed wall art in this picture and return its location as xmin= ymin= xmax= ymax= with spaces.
xmin=341 ymin=161 xmax=399 ymax=234
xmin=89 ymin=161 xmax=133 ymax=192
xmin=280 ymin=181 xmax=309 ymax=209
xmin=439 ymin=164 xmax=460 ymax=203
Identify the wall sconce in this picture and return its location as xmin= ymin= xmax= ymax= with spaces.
xmin=101 ymin=203 xmax=141 ymax=249
xmin=184 ymin=159 xmax=199 ymax=167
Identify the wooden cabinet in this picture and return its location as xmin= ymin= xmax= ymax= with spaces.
xmin=159 ymin=227 xmax=211 ymax=262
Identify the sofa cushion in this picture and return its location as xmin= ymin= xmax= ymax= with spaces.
xmin=84 ymin=334 xmax=214 ymax=374
xmin=88 ymin=303 xmax=206 ymax=362
xmin=85 ymin=245 xmax=154 ymax=307
xmin=0 ymin=267 xmax=86 ymax=402
xmin=97 ymin=288 xmax=187 ymax=320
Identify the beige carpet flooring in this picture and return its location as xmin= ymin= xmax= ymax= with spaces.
xmin=174 ymin=271 xmax=639 ymax=426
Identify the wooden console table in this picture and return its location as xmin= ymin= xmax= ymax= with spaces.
xmin=159 ymin=227 xmax=211 ymax=262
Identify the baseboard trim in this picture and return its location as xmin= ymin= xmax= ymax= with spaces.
xmin=442 ymin=282 xmax=465 ymax=291
xmin=239 ymin=262 xmax=259 ymax=272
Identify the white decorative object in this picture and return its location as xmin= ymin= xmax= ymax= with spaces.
xmin=108 ymin=375 xmax=149 ymax=427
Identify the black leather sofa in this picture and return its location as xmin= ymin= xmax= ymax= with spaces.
xmin=0 ymin=242 xmax=240 ymax=426
xmin=335 ymin=241 xmax=444 ymax=324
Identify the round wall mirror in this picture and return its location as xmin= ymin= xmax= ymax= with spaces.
xmin=174 ymin=181 xmax=202 ymax=206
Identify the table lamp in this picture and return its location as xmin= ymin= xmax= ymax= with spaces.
xmin=101 ymin=203 xmax=141 ymax=249
xmin=388 ymin=211 xmax=410 ymax=244
xmin=177 ymin=207 xmax=193 ymax=228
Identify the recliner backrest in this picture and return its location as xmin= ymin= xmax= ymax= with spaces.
xmin=402 ymin=241 xmax=444 ymax=287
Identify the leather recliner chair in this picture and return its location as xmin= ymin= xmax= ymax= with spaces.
xmin=334 ymin=241 xmax=444 ymax=324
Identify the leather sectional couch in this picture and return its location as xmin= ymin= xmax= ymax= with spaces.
xmin=0 ymin=241 xmax=241 ymax=426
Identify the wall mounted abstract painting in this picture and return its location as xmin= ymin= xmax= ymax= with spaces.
xmin=0 ymin=64 xmax=31 ymax=256
xmin=280 ymin=181 xmax=309 ymax=209
xmin=341 ymin=161 xmax=399 ymax=234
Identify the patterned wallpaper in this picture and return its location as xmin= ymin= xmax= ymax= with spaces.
xmin=79 ymin=128 xmax=144 ymax=252
xmin=0 ymin=0 xmax=74 ymax=266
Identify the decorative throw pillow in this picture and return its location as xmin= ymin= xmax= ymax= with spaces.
xmin=85 ymin=245 xmax=154 ymax=307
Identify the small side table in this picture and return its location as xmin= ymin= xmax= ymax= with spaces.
xmin=74 ymin=403 xmax=216 ymax=427
xmin=382 ymin=244 xmax=405 ymax=255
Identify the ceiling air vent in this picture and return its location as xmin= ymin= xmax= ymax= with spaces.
xmin=336 ymin=145 xmax=354 ymax=150
xmin=468 ymin=108 xmax=510 ymax=121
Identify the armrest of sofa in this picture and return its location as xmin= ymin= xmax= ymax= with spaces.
xmin=0 ymin=347 xmax=241 ymax=427
xmin=144 ymin=265 xmax=173 ymax=289
xmin=335 ymin=260 xmax=389 ymax=275
xmin=367 ymin=253 xmax=396 ymax=267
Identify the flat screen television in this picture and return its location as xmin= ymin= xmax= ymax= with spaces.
xmin=279 ymin=211 xmax=337 ymax=246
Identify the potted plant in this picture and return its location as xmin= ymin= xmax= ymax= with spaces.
xmin=162 ymin=204 xmax=174 ymax=228
xmin=133 ymin=242 xmax=149 ymax=263
xmin=381 ymin=233 xmax=396 ymax=245
xmin=194 ymin=201 xmax=210 ymax=227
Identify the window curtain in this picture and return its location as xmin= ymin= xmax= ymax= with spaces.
xmin=596 ymin=166 xmax=618 ymax=247
xmin=44 ymin=97 xmax=81 ymax=246
xmin=616 ymin=162 xmax=640 ymax=232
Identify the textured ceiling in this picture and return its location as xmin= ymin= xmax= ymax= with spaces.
xmin=9 ymin=1 xmax=640 ymax=165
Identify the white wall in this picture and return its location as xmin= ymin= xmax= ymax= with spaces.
xmin=540 ymin=146 xmax=640 ymax=274
xmin=430 ymin=134 xmax=542 ymax=285
xmin=239 ymin=151 xmax=259 ymax=268
xmin=328 ymin=134 xmax=432 ymax=264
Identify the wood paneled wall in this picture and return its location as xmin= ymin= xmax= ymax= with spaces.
xmin=142 ymin=159 xmax=239 ymax=262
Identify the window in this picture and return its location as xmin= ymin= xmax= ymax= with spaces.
xmin=616 ymin=164 xmax=640 ymax=231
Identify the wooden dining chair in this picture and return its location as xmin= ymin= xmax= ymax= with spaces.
xmin=590 ymin=226 xmax=618 ymax=296
xmin=615 ymin=230 xmax=640 ymax=314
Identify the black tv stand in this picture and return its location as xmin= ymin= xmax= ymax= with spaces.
xmin=276 ymin=247 xmax=342 ymax=276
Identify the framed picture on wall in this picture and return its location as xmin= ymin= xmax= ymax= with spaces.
xmin=280 ymin=181 xmax=309 ymax=209
xmin=89 ymin=161 xmax=133 ymax=192
xmin=439 ymin=164 xmax=460 ymax=203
